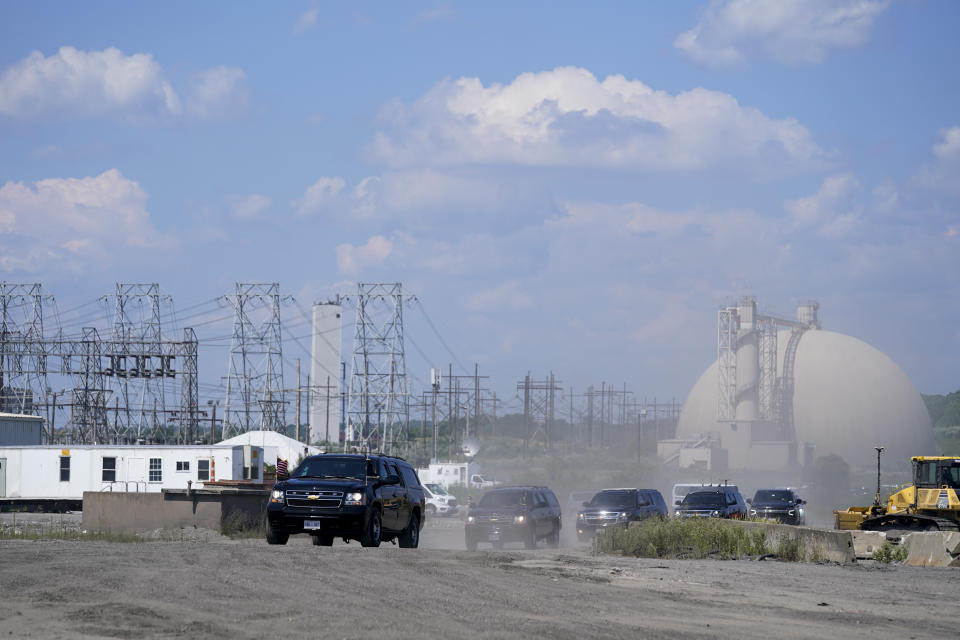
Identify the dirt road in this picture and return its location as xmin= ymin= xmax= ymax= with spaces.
xmin=0 ymin=519 xmax=956 ymax=639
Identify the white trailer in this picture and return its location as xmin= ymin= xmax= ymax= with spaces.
xmin=416 ymin=462 xmax=499 ymax=490
xmin=0 ymin=444 xmax=263 ymax=501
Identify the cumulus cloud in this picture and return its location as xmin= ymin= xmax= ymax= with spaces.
xmin=371 ymin=67 xmax=825 ymax=174
xmin=294 ymin=177 xmax=346 ymax=216
xmin=185 ymin=66 xmax=249 ymax=120
xmin=294 ymin=170 xmax=558 ymax=229
xmin=228 ymin=194 xmax=272 ymax=220
xmin=293 ymin=6 xmax=323 ymax=33
xmin=675 ymin=0 xmax=891 ymax=67
xmin=466 ymin=280 xmax=532 ymax=312
xmin=335 ymin=235 xmax=393 ymax=276
xmin=0 ymin=46 xmax=246 ymax=122
xmin=0 ymin=169 xmax=173 ymax=273
xmin=933 ymin=126 xmax=960 ymax=159
xmin=784 ymin=173 xmax=861 ymax=236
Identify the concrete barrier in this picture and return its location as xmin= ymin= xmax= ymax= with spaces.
xmin=851 ymin=530 xmax=887 ymax=559
xmin=736 ymin=521 xmax=856 ymax=563
xmin=903 ymin=532 xmax=960 ymax=567
xmin=83 ymin=488 xmax=268 ymax=535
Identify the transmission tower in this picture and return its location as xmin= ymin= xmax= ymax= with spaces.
xmin=0 ymin=283 xmax=52 ymax=417
xmin=100 ymin=283 xmax=172 ymax=441
xmin=222 ymin=283 xmax=289 ymax=436
xmin=346 ymin=283 xmax=409 ymax=453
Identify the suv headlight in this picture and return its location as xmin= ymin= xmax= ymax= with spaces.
xmin=711 ymin=510 xmax=720 ymax=517
xmin=577 ymin=513 xmax=585 ymax=521
xmin=674 ymin=510 xmax=681 ymax=517
xmin=514 ymin=514 xmax=526 ymax=524
xmin=466 ymin=515 xmax=475 ymax=524
xmin=344 ymin=492 xmax=365 ymax=506
xmin=270 ymin=489 xmax=284 ymax=503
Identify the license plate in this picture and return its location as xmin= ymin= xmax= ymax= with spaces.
xmin=488 ymin=532 xmax=500 ymax=541
xmin=304 ymin=520 xmax=322 ymax=530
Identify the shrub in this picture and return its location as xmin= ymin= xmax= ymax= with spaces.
xmin=595 ymin=518 xmax=767 ymax=560
xmin=872 ymin=540 xmax=908 ymax=563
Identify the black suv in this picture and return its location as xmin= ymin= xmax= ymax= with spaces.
xmin=265 ymin=454 xmax=425 ymax=548
xmin=465 ymin=486 xmax=561 ymax=550
xmin=576 ymin=488 xmax=668 ymax=541
xmin=674 ymin=486 xmax=748 ymax=519
xmin=748 ymin=488 xmax=806 ymax=525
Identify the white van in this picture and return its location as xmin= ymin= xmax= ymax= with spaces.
xmin=423 ymin=482 xmax=459 ymax=517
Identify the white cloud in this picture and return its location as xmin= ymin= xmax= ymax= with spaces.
xmin=933 ymin=126 xmax=960 ymax=159
xmin=228 ymin=194 xmax=272 ymax=220
xmin=414 ymin=5 xmax=456 ymax=25
xmin=293 ymin=6 xmax=323 ymax=33
xmin=466 ymin=280 xmax=532 ymax=312
xmin=185 ymin=66 xmax=249 ymax=120
xmin=676 ymin=0 xmax=891 ymax=67
xmin=294 ymin=177 xmax=346 ymax=216
xmin=294 ymin=170 xmax=558 ymax=229
xmin=371 ymin=67 xmax=825 ymax=174
xmin=335 ymin=235 xmax=393 ymax=276
xmin=0 ymin=46 xmax=246 ymax=122
xmin=784 ymin=173 xmax=861 ymax=236
xmin=0 ymin=169 xmax=173 ymax=273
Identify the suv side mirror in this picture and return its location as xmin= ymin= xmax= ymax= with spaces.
xmin=746 ymin=498 xmax=752 ymax=505
xmin=582 ymin=501 xmax=590 ymax=507
xmin=674 ymin=500 xmax=681 ymax=506
xmin=377 ymin=474 xmax=401 ymax=488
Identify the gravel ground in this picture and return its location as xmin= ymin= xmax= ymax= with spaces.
xmin=0 ymin=516 xmax=956 ymax=639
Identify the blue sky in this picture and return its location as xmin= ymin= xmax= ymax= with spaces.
xmin=1 ymin=0 xmax=958 ymax=413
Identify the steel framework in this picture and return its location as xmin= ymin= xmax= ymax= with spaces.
xmin=345 ymin=282 xmax=409 ymax=453
xmin=222 ymin=283 xmax=288 ymax=436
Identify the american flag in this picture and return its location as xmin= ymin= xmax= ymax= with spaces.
xmin=276 ymin=458 xmax=288 ymax=476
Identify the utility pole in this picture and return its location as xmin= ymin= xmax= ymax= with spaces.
xmin=295 ymin=358 xmax=301 ymax=443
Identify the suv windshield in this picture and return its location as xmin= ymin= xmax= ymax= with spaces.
xmin=292 ymin=457 xmax=366 ymax=480
xmin=682 ymin=492 xmax=724 ymax=507
xmin=589 ymin=491 xmax=635 ymax=508
xmin=753 ymin=490 xmax=795 ymax=504
xmin=426 ymin=483 xmax=449 ymax=496
xmin=478 ymin=490 xmax=524 ymax=508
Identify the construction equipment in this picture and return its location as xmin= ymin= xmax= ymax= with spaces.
xmin=834 ymin=455 xmax=960 ymax=532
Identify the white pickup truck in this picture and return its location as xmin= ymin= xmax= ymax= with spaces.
xmin=469 ymin=474 xmax=501 ymax=489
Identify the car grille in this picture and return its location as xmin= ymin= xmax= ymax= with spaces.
xmin=473 ymin=512 xmax=514 ymax=523
xmin=285 ymin=489 xmax=343 ymax=509
xmin=447 ymin=498 xmax=457 ymax=507
xmin=583 ymin=513 xmax=622 ymax=525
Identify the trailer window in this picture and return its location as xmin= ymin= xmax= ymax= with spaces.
xmin=102 ymin=457 xmax=116 ymax=482
xmin=197 ymin=459 xmax=210 ymax=481
xmin=149 ymin=458 xmax=162 ymax=483
xmin=59 ymin=456 xmax=70 ymax=482
xmin=176 ymin=461 xmax=190 ymax=472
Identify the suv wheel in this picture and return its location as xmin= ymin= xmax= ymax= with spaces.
xmin=398 ymin=512 xmax=420 ymax=548
xmin=265 ymin=518 xmax=289 ymax=545
xmin=547 ymin=520 xmax=560 ymax=548
xmin=523 ymin=523 xmax=537 ymax=550
xmin=360 ymin=509 xmax=382 ymax=548
xmin=312 ymin=534 xmax=334 ymax=546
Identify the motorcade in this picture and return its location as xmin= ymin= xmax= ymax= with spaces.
xmin=423 ymin=482 xmax=459 ymax=517
xmin=748 ymin=488 xmax=806 ymax=525
xmin=464 ymin=486 xmax=561 ymax=551
xmin=265 ymin=454 xmax=425 ymax=548
xmin=674 ymin=486 xmax=748 ymax=519
xmin=576 ymin=488 xmax=668 ymax=541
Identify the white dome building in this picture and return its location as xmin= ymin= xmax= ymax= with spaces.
xmin=674 ymin=300 xmax=934 ymax=470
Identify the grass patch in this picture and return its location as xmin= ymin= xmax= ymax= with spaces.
xmin=595 ymin=518 xmax=767 ymax=560
xmin=0 ymin=522 xmax=143 ymax=543
xmin=220 ymin=510 xmax=264 ymax=538
xmin=872 ymin=540 xmax=908 ymax=563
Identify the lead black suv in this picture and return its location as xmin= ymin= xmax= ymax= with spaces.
xmin=465 ymin=486 xmax=561 ymax=551
xmin=674 ymin=486 xmax=748 ymax=519
xmin=748 ymin=488 xmax=806 ymax=525
xmin=576 ymin=488 xmax=668 ymax=541
xmin=265 ymin=454 xmax=425 ymax=548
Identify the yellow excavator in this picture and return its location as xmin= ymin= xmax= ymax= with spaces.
xmin=834 ymin=453 xmax=960 ymax=532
